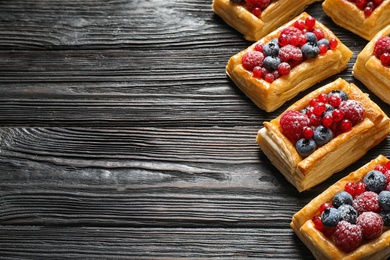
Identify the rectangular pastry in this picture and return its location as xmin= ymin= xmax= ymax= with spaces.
xmin=323 ymin=0 xmax=390 ymax=41
xmin=226 ymin=12 xmax=353 ymax=112
xmin=291 ymin=155 xmax=390 ymax=259
xmin=256 ymin=78 xmax=390 ymax=192
xmin=353 ymin=24 xmax=390 ymax=105
xmin=212 ymin=0 xmax=320 ymax=41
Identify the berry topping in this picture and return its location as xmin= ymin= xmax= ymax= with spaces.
xmin=278 ymin=44 xmax=303 ymax=64
xmin=364 ymin=170 xmax=387 ymax=193
xmin=353 ymin=191 xmax=380 ymax=214
xmin=241 ymin=51 xmax=265 ymax=71
xmin=245 ymin=0 xmax=271 ymax=10
xmin=295 ymin=138 xmax=316 ymax=157
xmin=338 ymin=204 xmax=358 ymax=224
xmin=332 ymin=191 xmax=353 ymax=208
xmin=313 ymin=125 xmax=333 ymax=146
xmin=356 ymin=212 xmax=383 ymax=239
xmin=301 ymin=42 xmax=320 ymax=58
xmin=279 ymin=110 xmax=310 ymax=143
xmin=333 ymin=221 xmax=363 ymax=253
xmin=321 ymin=207 xmax=341 ymax=228
xmin=338 ymin=100 xmax=365 ymax=125
xmin=263 ymin=56 xmax=281 ymax=70
xmin=378 ymin=190 xmax=390 ymax=211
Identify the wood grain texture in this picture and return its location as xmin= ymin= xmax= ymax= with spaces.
xmin=0 ymin=0 xmax=390 ymax=259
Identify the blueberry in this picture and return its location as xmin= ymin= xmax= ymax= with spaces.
xmin=379 ymin=190 xmax=390 ymax=211
xmin=263 ymin=41 xmax=280 ymax=56
xmin=301 ymin=42 xmax=320 ymax=58
xmin=338 ymin=204 xmax=358 ymax=224
xmin=364 ymin=170 xmax=387 ymax=193
xmin=263 ymin=56 xmax=281 ymax=70
xmin=327 ymin=90 xmax=348 ymax=101
xmin=321 ymin=207 xmax=340 ymax=228
xmin=317 ymin=38 xmax=329 ymax=47
xmin=380 ymin=211 xmax=390 ymax=226
xmin=305 ymin=32 xmax=317 ymax=43
xmin=296 ymin=138 xmax=316 ymax=157
xmin=313 ymin=125 xmax=333 ymax=146
xmin=332 ymin=191 xmax=353 ymax=208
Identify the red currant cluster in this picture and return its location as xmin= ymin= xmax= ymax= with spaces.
xmin=312 ymin=159 xmax=390 ymax=252
xmin=348 ymin=0 xmax=384 ymax=16
xmin=374 ymin=36 xmax=390 ymax=66
xmin=241 ymin=16 xmax=338 ymax=83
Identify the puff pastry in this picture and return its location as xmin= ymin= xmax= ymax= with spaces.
xmin=291 ymin=155 xmax=390 ymax=259
xmin=322 ymin=0 xmax=390 ymax=41
xmin=212 ymin=0 xmax=320 ymax=41
xmin=256 ymin=78 xmax=390 ymax=192
xmin=226 ymin=12 xmax=353 ymax=112
xmin=353 ymin=24 xmax=390 ymax=105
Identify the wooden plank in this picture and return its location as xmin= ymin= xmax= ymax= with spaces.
xmin=0 ymin=226 xmax=313 ymax=259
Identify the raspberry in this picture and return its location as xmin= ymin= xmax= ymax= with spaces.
xmin=245 ymin=0 xmax=271 ymax=10
xmin=356 ymin=212 xmax=383 ymax=239
xmin=333 ymin=221 xmax=363 ymax=253
xmin=279 ymin=110 xmax=310 ymax=143
xmin=374 ymin=36 xmax=390 ymax=59
xmin=338 ymin=100 xmax=364 ymax=125
xmin=278 ymin=44 xmax=303 ymax=64
xmin=280 ymin=26 xmax=304 ymax=38
xmin=352 ymin=191 xmax=380 ymax=214
xmin=241 ymin=51 xmax=265 ymax=71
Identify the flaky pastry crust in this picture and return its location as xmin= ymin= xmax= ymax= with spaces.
xmin=256 ymin=78 xmax=390 ymax=192
xmin=353 ymin=24 xmax=390 ymax=105
xmin=291 ymin=155 xmax=390 ymax=259
xmin=212 ymin=0 xmax=320 ymax=41
xmin=322 ymin=0 xmax=390 ymax=41
xmin=226 ymin=12 xmax=353 ymax=112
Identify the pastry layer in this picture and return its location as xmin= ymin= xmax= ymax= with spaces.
xmin=322 ymin=0 xmax=390 ymax=41
xmin=353 ymin=24 xmax=390 ymax=105
xmin=291 ymin=155 xmax=390 ymax=259
xmin=212 ymin=0 xmax=320 ymax=41
xmin=226 ymin=12 xmax=353 ymax=112
xmin=256 ymin=78 xmax=390 ymax=192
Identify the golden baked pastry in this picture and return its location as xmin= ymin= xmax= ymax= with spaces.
xmin=212 ymin=0 xmax=320 ymax=41
xmin=256 ymin=78 xmax=390 ymax=192
xmin=226 ymin=12 xmax=353 ymax=112
xmin=291 ymin=155 xmax=390 ymax=259
xmin=353 ymin=24 xmax=390 ymax=105
xmin=323 ymin=0 xmax=390 ymax=41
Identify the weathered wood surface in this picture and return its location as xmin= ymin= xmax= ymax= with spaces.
xmin=0 ymin=0 xmax=389 ymax=259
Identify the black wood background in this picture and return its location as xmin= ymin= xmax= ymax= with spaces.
xmin=0 ymin=0 xmax=389 ymax=259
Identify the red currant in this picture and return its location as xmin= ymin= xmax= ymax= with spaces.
xmin=319 ymin=44 xmax=328 ymax=55
xmin=373 ymin=0 xmax=383 ymax=4
xmin=339 ymin=119 xmax=353 ymax=132
xmin=313 ymin=216 xmax=325 ymax=231
xmin=386 ymin=161 xmax=390 ymax=170
xmin=319 ymin=202 xmax=332 ymax=213
xmin=253 ymin=66 xmax=263 ymax=78
xmin=264 ymin=73 xmax=275 ymax=83
xmin=313 ymin=28 xmax=325 ymax=40
xmin=332 ymin=109 xmax=344 ymax=122
xmin=303 ymin=126 xmax=314 ymax=139
xmin=356 ymin=0 xmax=367 ymax=9
xmin=252 ymin=7 xmax=262 ymax=17
xmin=278 ymin=62 xmax=291 ymax=75
xmin=305 ymin=16 xmax=316 ymax=29
xmin=364 ymin=6 xmax=373 ymax=16
xmin=313 ymin=102 xmax=327 ymax=115
xmin=254 ymin=43 xmax=264 ymax=52
xmin=328 ymin=93 xmax=342 ymax=107
xmin=294 ymin=19 xmax=306 ymax=30
xmin=329 ymin=38 xmax=338 ymax=50
xmin=322 ymin=115 xmax=333 ymax=127
xmin=380 ymin=53 xmax=390 ymax=66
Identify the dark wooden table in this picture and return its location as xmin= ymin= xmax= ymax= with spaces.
xmin=0 ymin=0 xmax=389 ymax=259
